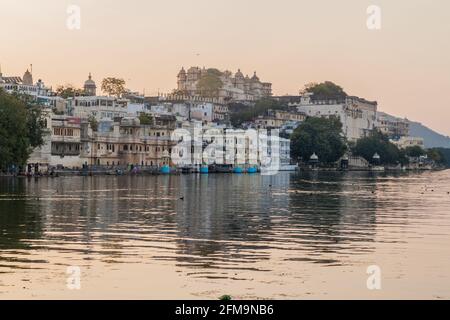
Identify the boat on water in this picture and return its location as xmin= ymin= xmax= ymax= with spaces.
xmin=200 ymin=166 xmax=209 ymax=174
xmin=160 ymin=165 xmax=171 ymax=174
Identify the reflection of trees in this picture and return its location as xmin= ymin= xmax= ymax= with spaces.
xmin=0 ymin=178 xmax=43 ymax=250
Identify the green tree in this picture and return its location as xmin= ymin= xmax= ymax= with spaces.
xmin=352 ymin=130 xmax=406 ymax=165
xmin=426 ymin=148 xmax=446 ymax=165
xmin=196 ymin=69 xmax=223 ymax=98
xmin=139 ymin=113 xmax=153 ymax=125
xmin=302 ymin=81 xmax=347 ymax=101
xmin=0 ymin=89 xmax=45 ymax=171
xmin=404 ymin=145 xmax=426 ymax=158
xmin=101 ymin=77 xmax=126 ymax=97
xmin=88 ymin=115 xmax=98 ymax=132
xmin=434 ymin=148 xmax=450 ymax=167
xmin=290 ymin=116 xmax=347 ymax=164
xmin=55 ymin=84 xmax=84 ymax=98
xmin=230 ymin=98 xmax=286 ymax=127
xmin=11 ymin=91 xmax=47 ymax=149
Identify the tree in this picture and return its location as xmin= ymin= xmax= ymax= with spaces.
xmin=230 ymin=98 xmax=286 ymax=127
xmin=352 ymin=130 xmax=406 ymax=165
xmin=55 ymin=84 xmax=84 ymax=98
xmin=433 ymin=148 xmax=450 ymax=167
xmin=139 ymin=113 xmax=153 ymax=125
xmin=427 ymin=148 xmax=446 ymax=165
xmin=405 ymin=145 xmax=426 ymax=158
xmin=10 ymin=91 xmax=47 ymax=149
xmin=0 ymin=89 xmax=45 ymax=171
xmin=302 ymin=81 xmax=347 ymax=101
xmin=101 ymin=77 xmax=126 ymax=97
xmin=196 ymin=69 xmax=223 ymax=98
xmin=290 ymin=116 xmax=347 ymax=164
xmin=88 ymin=115 xmax=98 ymax=132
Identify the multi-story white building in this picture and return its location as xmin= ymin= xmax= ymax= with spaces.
xmin=376 ymin=112 xmax=410 ymax=139
xmin=150 ymin=95 xmax=229 ymax=123
xmin=293 ymin=93 xmax=378 ymax=141
xmin=27 ymin=114 xmax=83 ymax=170
xmin=67 ymin=96 xmax=129 ymax=120
xmin=0 ymin=66 xmax=52 ymax=98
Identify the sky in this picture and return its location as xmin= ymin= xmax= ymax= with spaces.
xmin=1 ymin=0 xmax=450 ymax=135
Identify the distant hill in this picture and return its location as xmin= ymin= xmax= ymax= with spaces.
xmin=409 ymin=122 xmax=450 ymax=149
xmin=379 ymin=112 xmax=450 ymax=148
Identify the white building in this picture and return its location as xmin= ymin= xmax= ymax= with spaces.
xmin=391 ymin=136 xmax=425 ymax=149
xmin=27 ymin=113 xmax=84 ymax=170
xmin=190 ymin=102 xmax=213 ymax=122
xmin=67 ymin=96 xmax=129 ymax=120
xmin=0 ymin=66 xmax=52 ymax=98
xmin=293 ymin=93 xmax=377 ymax=141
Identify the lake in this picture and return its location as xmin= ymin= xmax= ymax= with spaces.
xmin=1 ymin=170 xmax=450 ymax=299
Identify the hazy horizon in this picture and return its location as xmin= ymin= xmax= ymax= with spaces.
xmin=1 ymin=0 xmax=449 ymax=135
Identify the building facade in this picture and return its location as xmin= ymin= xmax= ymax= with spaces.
xmin=294 ymin=94 xmax=378 ymax=141
xmin=177 ymin=67 xmax=272 ymax=101
xmin=67 ymin=96 xmax=129 ymax=120
xmin=0 ymin=66 xmax=51 ymax=98
xmin=376 ymin=112 xmax=410 ymax=139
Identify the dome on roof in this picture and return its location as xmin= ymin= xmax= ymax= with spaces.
xmin=84 ymin=73 xmax=96 ymax=87
xmin=84 ymin=73 xmax=97 ymax=96
xmin=251 ymin=71 xmax=259 ymax=82
xmin=235 ymin=69 xmax=244 ymax=79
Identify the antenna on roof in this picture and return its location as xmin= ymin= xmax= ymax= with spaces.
xmin=30 ymin=64 xmax=33 ymax=74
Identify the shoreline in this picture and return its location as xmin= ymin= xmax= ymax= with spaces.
xmin=0 ymin=167 xmax=446 ymax=178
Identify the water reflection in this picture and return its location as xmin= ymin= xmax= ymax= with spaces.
xmin=1 ymin=170 xmax=450 ymax=297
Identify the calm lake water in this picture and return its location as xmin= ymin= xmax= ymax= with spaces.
xmin=1 ymin=170 xmax=450 ymax=299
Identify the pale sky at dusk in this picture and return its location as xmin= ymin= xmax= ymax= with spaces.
xmin=1 ymin=0 xmax=449 ymax=135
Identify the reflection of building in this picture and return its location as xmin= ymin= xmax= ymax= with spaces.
xmin=293 ymin=93 xmax=377 ymax=141
xmin=177 ymin=67 xmax=272 ymax=101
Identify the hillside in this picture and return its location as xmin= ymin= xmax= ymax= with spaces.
xmin=409 ymin=122 xmax=450 ymax=149
xmin=379 ymin=112 xmax=450 ymax=148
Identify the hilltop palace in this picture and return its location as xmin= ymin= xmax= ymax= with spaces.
xmin=177 ymin=67 xmax=272 ymax=101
